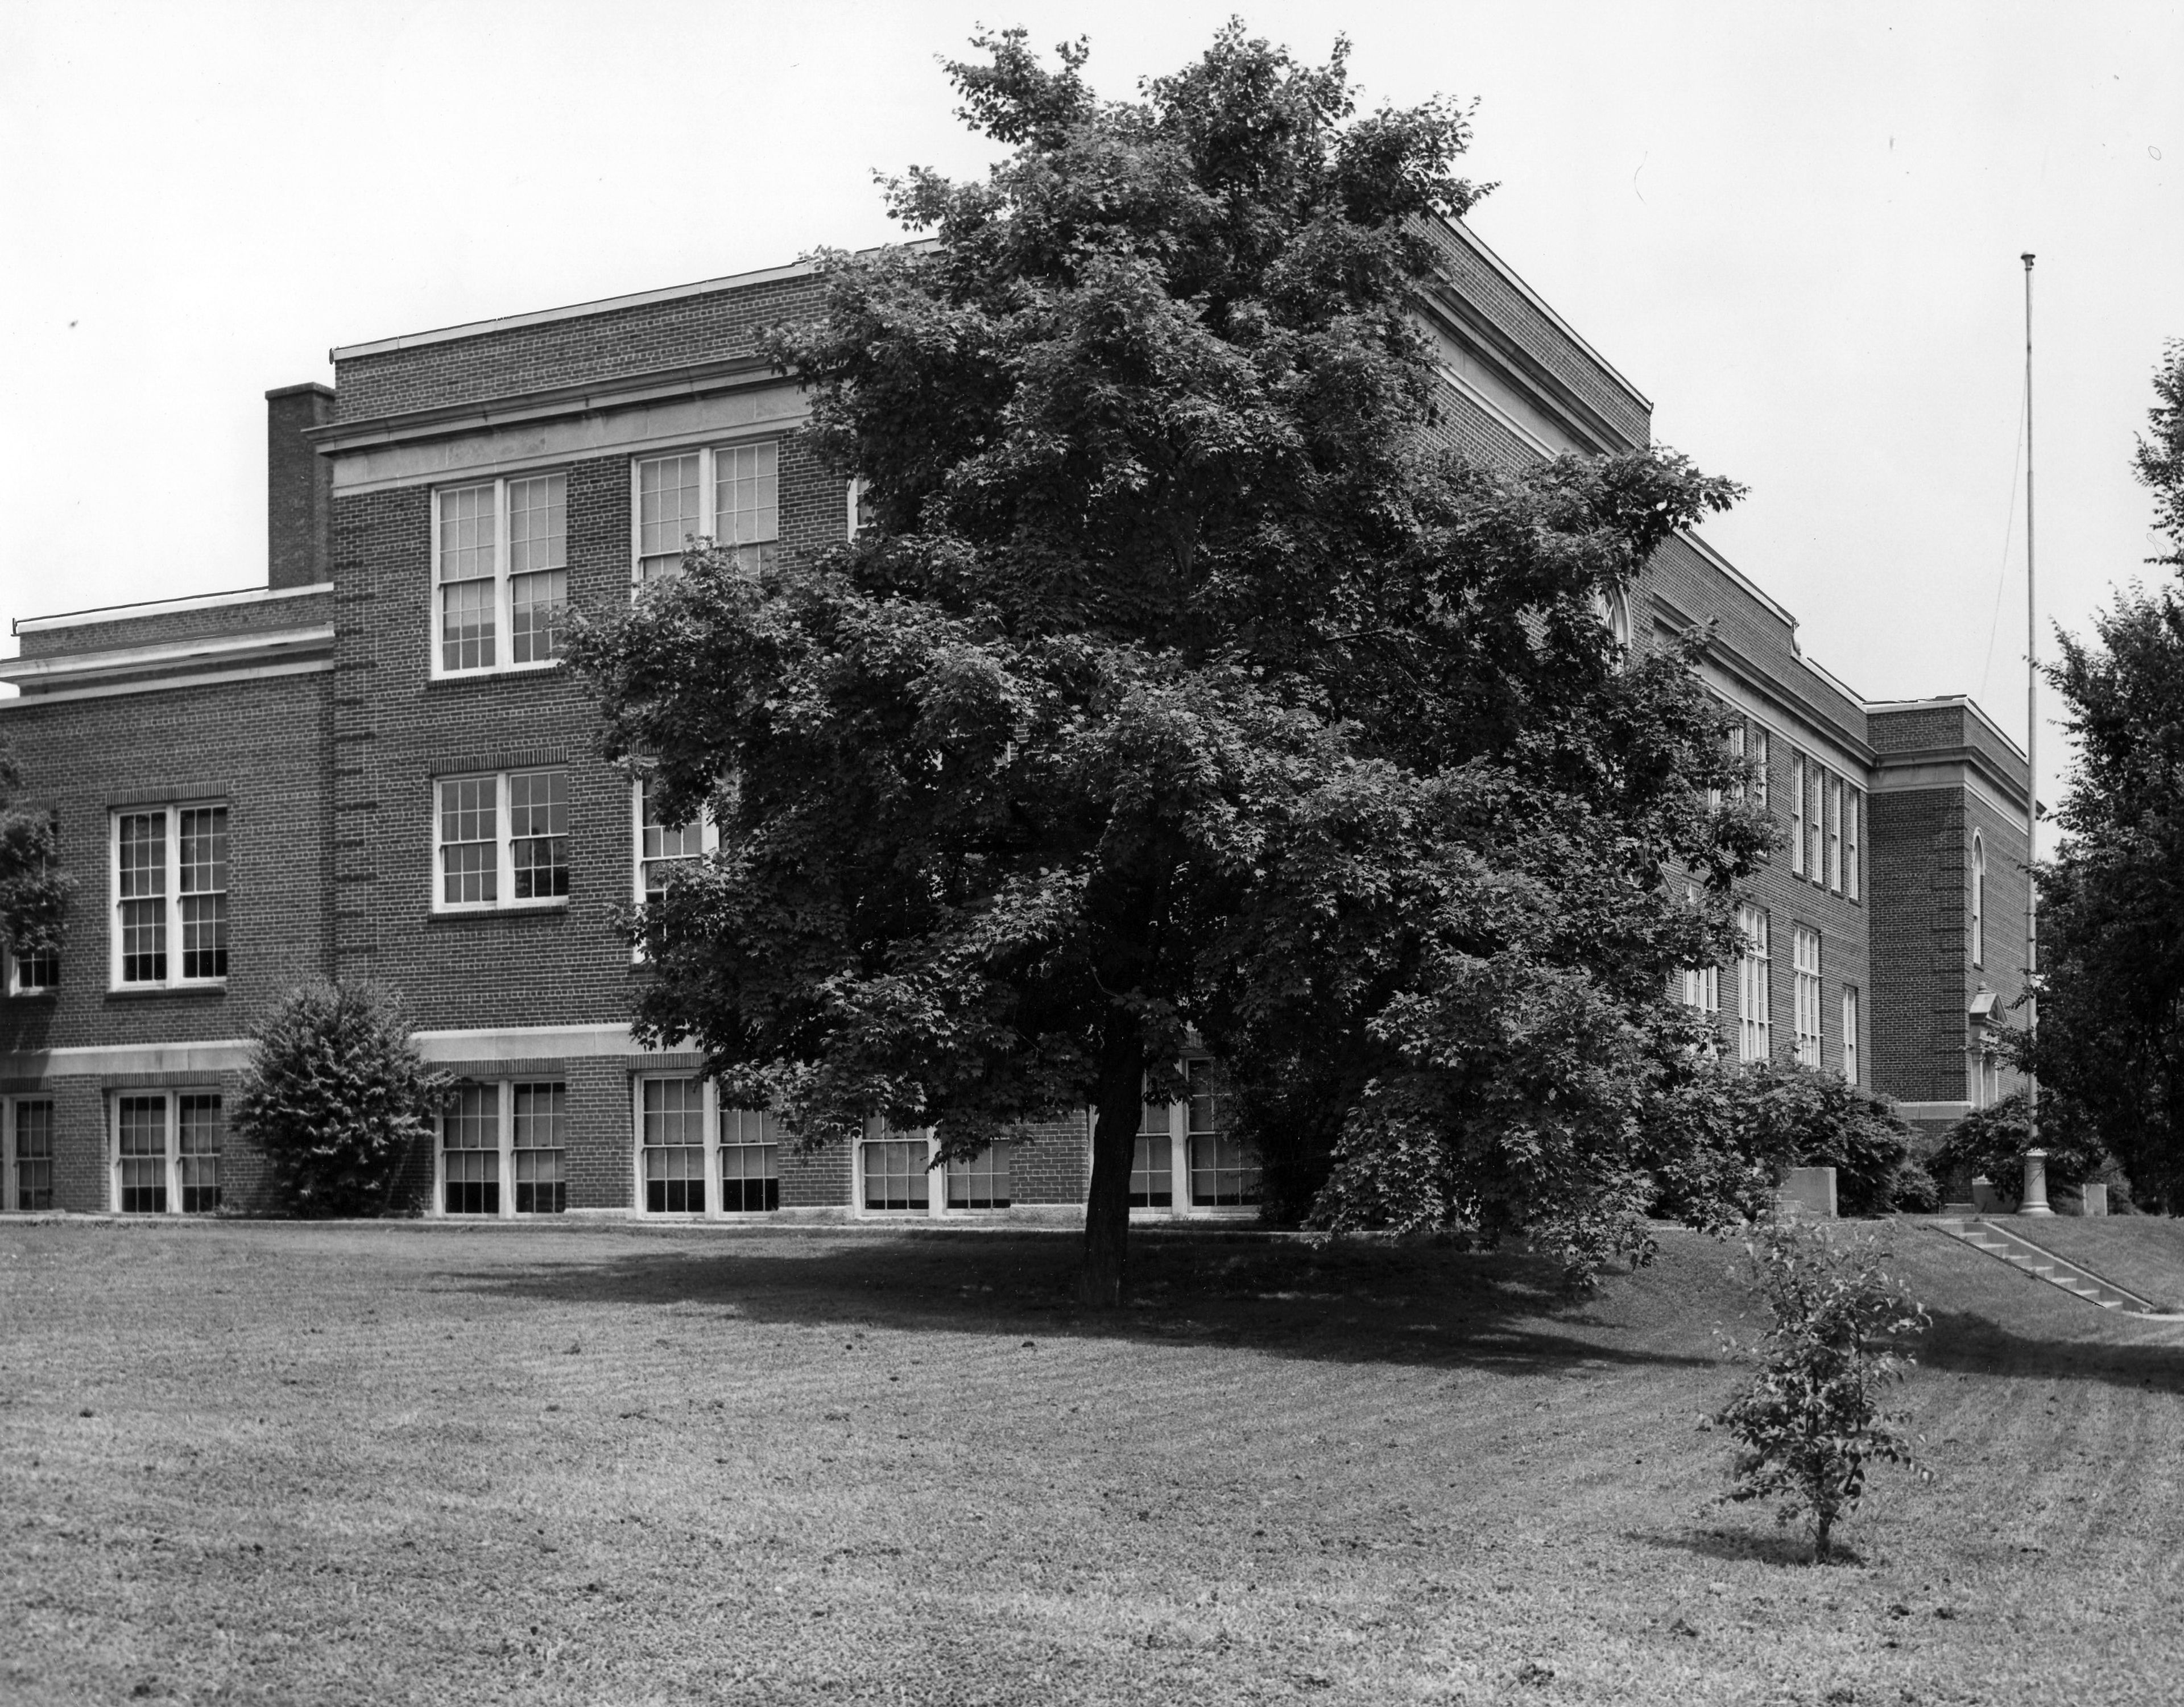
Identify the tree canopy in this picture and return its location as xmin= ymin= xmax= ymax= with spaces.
xmin=569 ymin=25 xmax=1765 ymax=1299
xmin=2030 ymin=341 xmax=2184 ymax=1208
xmin=0 ymin=742 xmax=72 ymax=974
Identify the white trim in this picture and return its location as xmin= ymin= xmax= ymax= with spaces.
xmin=631 ymin=1072 xmax=784 ymax=1220
xmin=432 ymin=1076 xmax=571 ymax=1220
xmin=0 ymin=626 xmax=335 ymax=688
xmin=109 ymin=1086 xmax=224 ymax=1216
xmin=14 ymin=582 xmax=332 ymax=635
xmin=412 ymin=1023 xmax=644 ymax=1062
xmin=330 ymin=261 xmax=820 ymax=361
xmin=1 ymin=1038 xmax=253 ymax=1078
xmin=1433 ymin=359 xmax=1559 ymax=458
xmin=0 ymin=659 xmax=334 ymax=709
xmin=1842 ymin=985 xmax=1860 ymax=1086
xmin=628 ymin=438 xmax=783 ymax=587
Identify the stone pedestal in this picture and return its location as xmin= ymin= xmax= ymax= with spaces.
xmin=2080 ymin=1182 xmax=2108 ymax=1217
xmin=1971 ymin=1175 xmax=2005 ymax=1214
xmin=1780 ymin=1166 xmax=1838 ymax=1220
xmin=2019 ymin=1149 xmax=2054 ymax=1216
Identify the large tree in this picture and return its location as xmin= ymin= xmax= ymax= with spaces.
xmin=2030 ymin=341 xmax=2184 ymax=1208
xmin=570 ymin=26 xmax=1764 ymax=1300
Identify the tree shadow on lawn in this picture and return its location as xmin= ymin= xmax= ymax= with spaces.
xmin=1624 ymin=1526 xmax=1856 ymax=1568
xmin=446 ymin=1230 xmax=1726 ymax=1377
xmin=1917 ymin=1308 xmax=2184 ymax=1395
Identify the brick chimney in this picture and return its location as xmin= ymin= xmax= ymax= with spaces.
xmin=266 ymin=382 xmax=334 ymax=590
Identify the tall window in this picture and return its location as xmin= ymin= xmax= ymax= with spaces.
xmin=1842 ymin=986 xmax=1860 ymax=1085
xmin=1793 ymin=926 xmax=1822 ymax=1067
xmin=861 ymin=1129 xmax=930 ymax=1212
xmin=112 ymin=805 xmax=227 ymax=988
xmin=719 ymin=1107 xmax=780 ymax=1213
xmin=442 ymin=1083 xmax=499 ymax=1214
xmin=1806 ymin=762 xmax=1826 ymax=880
xmin=1749 ymin=728 xmax=1770 ymax=813
xmin=433 ymin=770 xmax=568 ymax=912
xmin=1186 ymin=1060 xmax=1259 ymax=1207
xmin=1678 ymin=885 xmax=1720 ymax=1014
xmin=513 ymin=1082 xmax=567 ymax=1214
xmin=1827 ymin=776 xmax=1844 ymax=893
xmin=1970 ymin=833 xmax=1986 ymax=967
xmin=1789 ymin=754 xmax=1806 ymax=877
xmin=112 ymin=1092 xmax=222 ymax=1214
xmin=642 ymin=1078 xmax=707 ymax=1213
xmin=434 ymin=474 xmax=568 ymax=674
xmin=946 ymin=1142 xmax=1012 ymax=1210
xmin=1845 ymin=787 xmax=1862 ymax=903
xmin=1723 ymin=722 xmax=1745 ymax=805
xmin=635 ymin=776 xmax=706 ymax=907
xmin=1132 ymin=1092 xmax=1174 ymax=1208
xmin=635 ymin=442 xmax=779 ymax=584
xmin=6 ymin=1099 xmax=55 ymax=1211
xmin=1736 ymin=904 xmax=1771 ymax=1063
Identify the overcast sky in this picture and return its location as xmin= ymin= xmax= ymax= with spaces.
xmin=2 ymin=1 xmax=2178 ymax=838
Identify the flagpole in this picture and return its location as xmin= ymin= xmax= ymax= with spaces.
xmin=2021 ymin=253 xmax=2040 ymax=1172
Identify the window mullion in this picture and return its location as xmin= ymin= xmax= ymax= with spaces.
xmin=499 ymin=1079 xmax=516 ymax=1220
xmin=704 ymin=1081 xmax=721 ymax=1221
xmin=498 ymin=774 xmax=514 ymax=907
xmin=495 ymin=478 xmax=512 ymax=672
xmin=166 ymin=805 xmax=181 ymax=989
xmin=166 ymin=1092 xmax=181 ymax=1216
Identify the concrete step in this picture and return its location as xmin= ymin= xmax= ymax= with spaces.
xmin=1927 ymin=1217 xmax=2174 ymax=1317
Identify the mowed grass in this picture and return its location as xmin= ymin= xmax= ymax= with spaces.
xmin=1987 ymin=1214 xmax=2184 ymax=1312
xmin=6 ymin=1219 xmax=2184 ymax=1706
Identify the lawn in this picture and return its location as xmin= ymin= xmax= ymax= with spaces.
xmin=5 ymin=1217 xmax=2184 ymax=1706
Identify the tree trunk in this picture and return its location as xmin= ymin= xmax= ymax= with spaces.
xmin=1077 ymin=1028 xmax=1146 ymax=1309
xmin=1813 ymin=1511 xmax=1833 ymax=1564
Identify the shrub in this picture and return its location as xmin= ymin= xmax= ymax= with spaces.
xmin=1931 ymin=1092 xmax=2111 ymax=1207
xmin=1648 ymin=1057 xmax=1916 ymax=1219
xmin=1887 ymin=1158 xmax=1941 ymax=1216
xmin=1716 ymin=1224 xmax=1930 ymax=1561
xmin=233 ymin=981 xmax=449 ymax=1217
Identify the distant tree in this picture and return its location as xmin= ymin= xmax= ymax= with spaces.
xmin=233 ymin=981 xmax=449 ymax=1217
xmin=570 ymin=24 xmax=1761 ymax=1301
xmin=1716 ymin=1224 xmax=1929 ymax=1563
xmin=2032 ymin=341 xmax=2184 ymax=1208
xmin=0 ymin=743 xmax=73 ymax=973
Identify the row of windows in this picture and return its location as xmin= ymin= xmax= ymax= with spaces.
xmin=0 ymin=1091 xmax=227 ymax=1214
xmin=1681 ymin=907 xmax=1861 ymax=1085
xmin=429 ymin=441 xmax=797 ymax=680
xmin=1787 ymin=750 xmax=1862 ymax=902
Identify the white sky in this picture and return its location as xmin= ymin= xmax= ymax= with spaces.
xmin=2 ymin=1 xmax=2178 ymax=839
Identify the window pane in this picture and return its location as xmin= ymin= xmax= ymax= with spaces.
xmin=440 ymin=778 xmax=498 ymax=906
xmin=639 ymin=776 xmax=705 ymax=906
xmin=14 ymin=1100 xmax=54 ymax=1210
xmin=862 ymin=1137 xmax=929 ymax=1210
xmin=945 ymin=1140 xmax=1011 ymax=1210
xmin=118 ymin=1096 xmax=167 ymax=1213
xmin=510 ymin=569 xmax=566 ymax=664
xmin=719 ymin=1106 xmax=780 ymax=1213
xmin=509 ymin=770 xmax=568 ymax=900
xmin=444 ymin=1083 xmax=499 ymax=1214
xmin=118 ymin=813 xmax=168 ymax=983
xmin=507 ymin=474 xmax=566 ymax=574
xmin=13 ymin=945 xmax=58 ymax=991
xmin=638 ymin=453 xmax=702 ymax=582
xmin=438 ymin=484 xmax=497 ymax=583
xmin=642 ymin=1078 xmax=706 ymax=1212
xmin=178 ymin=1094 xmax=222 ymax=1212
xmin=441 ymin=574 xmax=497 ymax=672
xmin=512 ymin=1081 xmax=566 ymax=1214
xmin=1186 ymin=1064 xmax=1258 ymax=1206
xmin=177 ymin=808 xmax=228 ymax=979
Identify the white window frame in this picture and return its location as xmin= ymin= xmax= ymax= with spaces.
xmin=1846 ymin=786 xmax=1862 ymax=903
xmin=1970 ymin=832 xmax=1986 ymax=968
xmin=1827 ymin=776 xmax=1843 ymax=894
xmin=1842 ymin=985 xmax=1860 ymax=1085
xmin=629 ymin=776 xmax=721 ymax=962
xmin=433 ymin=1078 xmax=569 ymax=1218
xmin=109 ymin=804 xmax=229 ymax=991
xmin=629 ymin=439 xmax=782 ymax=587
xmin=431 ymin=770 xmax=570 ymax=916
xmin=1749 ymin=727 xmax=1770 ymax=813
xmin=3 ymin=1096 xmax=57 ymax=1212
xmin=5 ymin=941 xmax=58 ymax=998
xmin=1807 ymin=761 xmax=1826 ymax=881
xmin=1792 ymin=925 xmax=1822 ymax=1067
xmin=846 ymin=476 xmax=870 ymax=539
xmin=1677 ymin=885 xmax=1720 ymax=1015
xmin=630 ymin=1075 xmax=783 ymax=1219
xmin=109 ymin=1089 xmax=224 ymax=1215
xmin=428 ymin=472 xmax=569 ymax=681
xmin=1736 ymin=904 xmax=1771 ymax=1063
xmin=1789 ymin=754 xmax=1806 ymax=877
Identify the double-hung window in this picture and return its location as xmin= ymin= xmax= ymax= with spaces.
xmin=1827 ymin=777 xmax=1844 ymax=892
xmin=946 ymin=1142 xmax=1012 ymax=1210
xmin=112 ymin=1091 xmax=222 ymax=1214
xmin=1845 ymin=787 xmax=1862 ymax=902
xmin=5 ymin=941 xmax=57 ymax=997
xmin=1842 ymin=986 xmax=1861 ymax=1085
xmin=1133 ymin=1092 xmax=1176 ymax=1208
xmin=1749 ymin=728 xmax=1770 ymax=813
xmin=5 ymin=1098 xmax=55 ymax=1211
xmin=860 ymin=1126 xmax=931 ymax=1213
xmin=1736 ymin=904 xmax=1771 ymax=1063
xmin=1677 ymin=886 xmax=1719 ymax=1014
xmin=634 ymin=1077 xmax=779 ymax=1216
xmin=1971 ymin=833 xmax=1986 ymax=967
xmin=439 ymin=1080 xmax=568 ymax=1216
xmin=1789 ymin=755 xmax=1807 ymax=877
xmin=433 ymin=473 xmax=568 ymax=675
xmin=634 ymin=441 xmax=779 ymax=584
xmin=1793 ymin=926 xmax=1822 ymax=1067
xmin=1185 ymin=1060 xmax=1258 ymax=1208
xmin=111 ymin=804 xmax=227 ymax=989
xmin=1807 ymin=763 xmax=1826 ymax=881
xmin=433 ymin=770 xmax=568 ymax=912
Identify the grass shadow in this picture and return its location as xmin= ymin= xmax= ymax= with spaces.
xmin=1623 ymin=1526 xmax=1860 ymax=1569
xmin=444 ymin=1229 xmax=1726 ymax=1375
xmin=1917 ymin=1308 xmax=2184 ymax=1394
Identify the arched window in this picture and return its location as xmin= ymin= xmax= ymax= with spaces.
xmin=1592 ymin=585 xmax=1631 ymax=656
xmin=1970 ymin=833 xmax=1985 ymax=968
